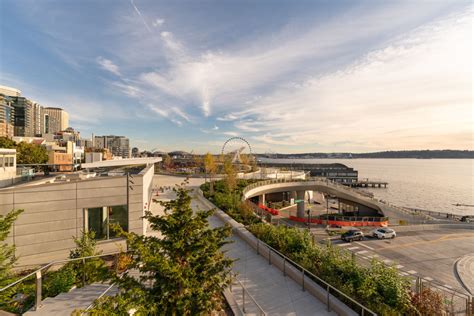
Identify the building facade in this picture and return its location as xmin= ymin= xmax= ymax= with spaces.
xmin=0 ymin=149 xmax=17 ymax=188
xmin=94 ymin=135 xmax=130 ymax=158
xmin=1 ymin=163 xmax=155 ymax=265
xmin=42 ymin=107 xmax=69 ymax=134
xmin=0 ymin=85 xmax=21 ymax=97
xmin=0 ymin=94 xmax=15 ymax=138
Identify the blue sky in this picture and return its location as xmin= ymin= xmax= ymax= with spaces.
xmin=0 ymin=0 xmax=472 ymax=153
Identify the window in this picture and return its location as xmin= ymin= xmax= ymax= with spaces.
xmin=0 ymin=157 xmax=3 ymax=167
xmin=85 ymin=205 xmax=128 ymax=240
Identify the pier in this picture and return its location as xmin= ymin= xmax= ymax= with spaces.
xmin=350 ymin=181 xmax=388 ymax=188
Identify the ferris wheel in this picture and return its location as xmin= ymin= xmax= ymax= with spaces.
xmin=221 ymin=137 xmax=253 ymax=164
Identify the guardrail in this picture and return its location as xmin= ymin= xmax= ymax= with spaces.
xmin=0 ymin=252 xmax=123 ymax=311
xmin=195 ymin=189 xmax=377 ymax=315
xmin=241 ymin=177 xmax=433 ymax=223
xmin=229 ymin=279 xmax=266 ymax=315
xmin=254 ymin=238 xmax=377 ymax=316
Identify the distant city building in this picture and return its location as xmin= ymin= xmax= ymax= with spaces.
xmin=0 ymin=94 xmax=15 ymax=138
xmin=42 ymin=107 xmax=69 ymax=134
xmin=0 ymin=85 xmax=21 ymax=97
xmin=94 ymin=135 xmax=130 ymax=158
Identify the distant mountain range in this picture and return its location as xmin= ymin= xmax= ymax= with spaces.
xmin=256 ymin=150 xmax=474 ymax=159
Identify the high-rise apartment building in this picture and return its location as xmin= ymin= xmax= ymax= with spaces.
xmin=10 ymin=96 xmax=35 ymax=137
xmin=0 ymin=85 xmax=21 ymax=97
xmin=94 ymin=135 xmax=130 ymax=158
xmin=42 ymin=107 xmax=69 ymax=134
xmin=0 ymin=94 xmax=15 ymax=138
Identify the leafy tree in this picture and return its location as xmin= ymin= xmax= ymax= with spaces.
xmin=223 ymin=157 xmax=236 ymax=194
xmin=162 ymin=154 xmax=172 ymax=169
xmin=203 ymin=152 xmax=216 ymax=194
xmin=0 ymin=137 xmax=16 ymax=149
xmin=89 ymin=186 xmax=233 ymax=315
xmin=67 ymin=231 xmax=108 ymax=286
xmin=0 ymin=209 xmax=23 ymax=286
xmin=16 ymin=142 xmax=48 ymax=165
xmin=0 ymin=209 xmax=23 ymax=310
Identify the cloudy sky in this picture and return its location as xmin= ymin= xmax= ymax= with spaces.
xmin=0 ymin=0 xmax=472 ymax=153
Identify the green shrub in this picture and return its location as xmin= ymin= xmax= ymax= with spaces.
xmin=248 ymin=223 xmax=413 ymax=314
xmin=44 ymin=266 xmax=76 ymax=297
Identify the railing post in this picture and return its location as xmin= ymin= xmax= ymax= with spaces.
xmin=269 ymin=248 xmax=271 ymax=265
xmin=242 ymin=286 xmax=246 ymax=313
xmin=34 ymin=270 xmax=42 ymax=310
xmin=115 ymin=253 xmax=119 ymax=275
xmin=326 ymin=284 xmax=331 ymax=312
xmin=302 ymin=268 xmax=305 ymax=291
xmin=283 ymin=259 xmax=286 ymax=277
xmin=82 ymin=258 xmax=86 ymax=286
xmin=257 ymin=239 xmax=259 ymax=255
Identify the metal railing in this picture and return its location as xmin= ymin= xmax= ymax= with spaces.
xmin=229 ymin=278 xmax=266 ymax=315
xmin=253 ymin=238 xmax=377 ymax=315
xmin=0 ymin=252 xmax=122 ymax=311
xmin=196 ymin=187 xmax=376 ymax=315
xmin=241 ymin=177 xmax=433 ymax=223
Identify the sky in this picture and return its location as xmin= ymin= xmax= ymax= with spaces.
xmin=0 ymin=0 xmax=472 ymax=154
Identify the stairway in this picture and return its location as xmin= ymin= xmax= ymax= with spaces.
xmin=24 ymin=282 xmax=118 ymax=316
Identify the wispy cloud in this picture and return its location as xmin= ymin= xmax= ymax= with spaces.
xmin=96 ymin=56 xmax=121 ymax=76
xmin=152 ymin=18 xmax=165 ymax=27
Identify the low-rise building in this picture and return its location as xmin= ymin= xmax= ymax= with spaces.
xmin=48 ymin=151 xmax=73 ymax=172
xmin=0 ymin=148 xmax=17 ymax=187
xmin=1 ymin=159 xmax=159 ymax=265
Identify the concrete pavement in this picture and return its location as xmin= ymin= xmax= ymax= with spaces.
xmin=455 ymin=254 xmax=474 ymax=295
xmin=151 ymin=175 xmax=335 ymax=315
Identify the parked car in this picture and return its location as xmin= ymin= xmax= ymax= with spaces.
xmin=371 ymin=228 xmax=396 ymax=239
xmin=341 ymin=230 xmax=364 ymax=242
xmin=460 ymin=216 xmax=472 ymax=223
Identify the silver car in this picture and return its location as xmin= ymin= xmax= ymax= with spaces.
xmin=371 ymin=228 xmax=396 ymax=239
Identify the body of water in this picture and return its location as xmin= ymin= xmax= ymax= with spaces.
xmin=262 ymin=158 xmax=474 ymax=216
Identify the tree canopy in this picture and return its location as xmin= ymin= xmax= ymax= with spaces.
xmin=89 ymin=185 xmax=233 ymax=315
xmin=15 ymin=142 xmax=48 ymax=165
xmin=0 ymin=137 xmax=48 ymax=165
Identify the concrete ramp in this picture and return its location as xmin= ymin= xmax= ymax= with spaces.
xmin=24 ymin=283 xmax=118 ymax=315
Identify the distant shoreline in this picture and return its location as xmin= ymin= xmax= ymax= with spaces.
xmin=256 ymin=150 xmax=474 ymax=159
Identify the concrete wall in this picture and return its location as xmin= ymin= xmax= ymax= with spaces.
xmin=0 ymin=164 xmax=155 ymax=266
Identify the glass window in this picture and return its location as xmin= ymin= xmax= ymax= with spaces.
xmin=0 ymin=157 xmax=3 ymax=167
xmin=8 ymin=157 xmax=14 ymax=167
xmin=86 ymin=207 xmax=107 ymax=240
xmin=109 ymin=205 xmax=128 ymax=238
xmin=85 ymin=205 xmax=128 ymax=240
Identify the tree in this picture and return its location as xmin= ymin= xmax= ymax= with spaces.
xmin=0 ymin=209 xmax=23 ymax=311
xmin=223 ymin=157 xmax=237 ymax=194
xmin=67 ymin=231 xmax=108 ymax=285
xmin=162 ymin=154 xmax=172 ymax=169
xmin=0 ymin=209 xmax=23 ymax=286
xmin=0 ymin=137 xmax=16 ymax=149
xmin=16 ymin=142 xmax=48 ymax=165
xmin=89 ymin=186 xmax=233 ymax=315
xmin=203 ymin=153 xmax=216 ymax=194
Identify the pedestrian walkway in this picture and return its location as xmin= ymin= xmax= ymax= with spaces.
xmin=192 ymin=196 xmax=335 ymax=315
xmin=24 ymin=283 xmax=117 ymax=316
xmin=455 ymin=254 xmax=474 ymax=295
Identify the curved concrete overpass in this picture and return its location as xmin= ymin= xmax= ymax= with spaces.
xmin=242 ymin=179 xmax=430 ymax=225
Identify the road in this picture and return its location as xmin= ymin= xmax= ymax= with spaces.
xmin=330 ymin=229 xmax=474 ymax=294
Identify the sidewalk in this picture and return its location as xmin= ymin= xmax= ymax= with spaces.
xmin=192 ymin=197 xmax=335 ymax=315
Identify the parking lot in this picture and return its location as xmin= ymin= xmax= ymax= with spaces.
xmin=330 ymin=228 xmax=474 ymax=294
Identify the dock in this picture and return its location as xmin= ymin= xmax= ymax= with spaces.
xmin=350 ymin=181 xmax=388 ymax=188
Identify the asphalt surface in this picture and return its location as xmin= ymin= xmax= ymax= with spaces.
xmin=328 ymin=228 xmax=474 ymax=294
